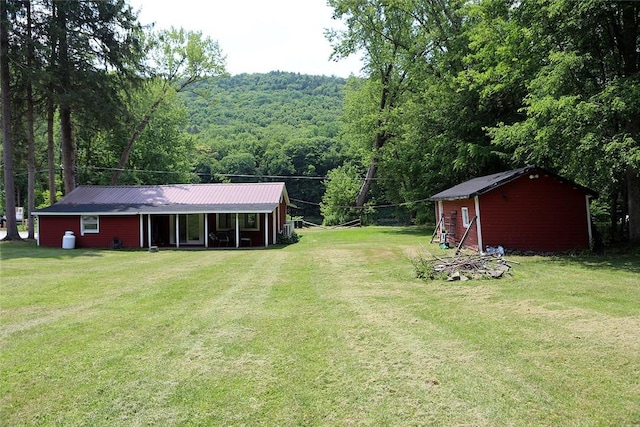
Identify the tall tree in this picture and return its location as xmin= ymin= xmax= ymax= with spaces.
xmin=328 ymin=0 xmax=470 ymax=209
xmin=47 ymin=0 xmax=145 ymax=193
xmin=1 ymin=0 xmax=21 ymax=240
xmin=110 ymin=27 xmax=226 ymax=185
xmin=487 ymin=0 xmax=640 ymax=243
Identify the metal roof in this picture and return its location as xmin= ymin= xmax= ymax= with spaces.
xmin=429 ymin=165 xmax=598 ymax=201
xmin=34 ymin=183 xmax=290 ymax=215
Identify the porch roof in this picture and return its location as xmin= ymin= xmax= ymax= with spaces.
xmin=33 ymin=183 xmax=289 ymax=216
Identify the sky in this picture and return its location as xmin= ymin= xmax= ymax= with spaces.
xmin=127 ymin=0 xmax=363 ymax=78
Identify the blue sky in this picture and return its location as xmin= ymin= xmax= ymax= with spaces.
xmin=128 ymin=0 xmax=363 ymax=78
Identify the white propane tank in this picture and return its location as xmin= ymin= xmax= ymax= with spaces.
xmin=62 ymin=231 xmax=76 ymax=249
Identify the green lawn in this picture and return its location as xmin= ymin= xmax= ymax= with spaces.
xmin=1 ymin=227 xmax=639 ymax=426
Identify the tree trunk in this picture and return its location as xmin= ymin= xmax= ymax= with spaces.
xmin=57 ymin=2 xmax=75 ymax=194
xmin=60 ymin=105 xmax=76 ymax=194
xmin=0 ymin=1 xmax=21 ymax=240
xmin=26 ymin=0 xmax=35 ymax=238
xmin=110 ymin=92 xmax=166 ymax=185
xmin=355 ymin=64 xmax=394 ymax=208
xmin=47 ymin=3 xmax=57 ymax=205
xmin=47 ymin=96 xmax=56 ymax=204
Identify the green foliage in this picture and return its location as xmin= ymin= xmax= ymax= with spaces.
xmin=327 ymin=0 xmax=640 ymax=243
xmin=182 ymin=72 xmax=354 ymax=216
xmin=276 ymin=230 xmax=300 ymax=245
xmin=320 ymin=164 xmax=363 ymax=225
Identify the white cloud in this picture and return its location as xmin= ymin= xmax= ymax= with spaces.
xmin=128 ymin=0 xmax=363 ymax=77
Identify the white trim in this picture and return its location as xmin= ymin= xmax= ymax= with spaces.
xmin=139 ymin=215 xmax=144 ymax=248
xmin=235 ymin=214 xmax=240 ymax=248
xmin=474 ymin=196 xmax=483 ymax=253
xmin=147 ymin=214 xmax=152 ymax=248
xmin=272 ymin=209 xmax=277 ymax=244
xmin=36 ymin=216 xmax=40 ymax=246
xmin=461 ymin=207 xmax=470 ymax=228
xmin=33 ymin=207 xmax=280 ymax=216
xmin=175 ymin=215 xmax=180 ymax=248
xmin=585 ymin=195 xmax=593 ymax=245
xmin=265 ymin=212 xmax=269 ymax=247
xmin=204 ymin=214 xmax=209 ymax=248
xmin=80 ymin=215 xmax=99 ymax=236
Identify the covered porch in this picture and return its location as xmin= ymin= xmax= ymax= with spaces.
xmin=138 ymin=210 xmax=285 ymax=249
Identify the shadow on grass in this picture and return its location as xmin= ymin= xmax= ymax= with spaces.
xmin=0 ymin=240 xmax=106 ymax=261
xmin=376 ymin=225 xmax=433 ymax=237
xmin=531 ymin=253 xmax=640 ymax=275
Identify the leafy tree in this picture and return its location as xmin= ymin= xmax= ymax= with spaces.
xmin=320 ymin=164 xmax=363 ymax=225
xmin=487 ymin=0 xmax=640 ymax=243
xmin=110 ymin=27 xmax=226 ymax=184
xmin=49 ymin=0 xmax=145 ymax=193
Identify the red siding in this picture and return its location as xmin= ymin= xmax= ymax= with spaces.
xmin=478 ymin=174 xmax=590 ymax=252
xmin=437 ymin=174 xmax=592 ymax=252
xmin=440 ymin=199 xmax=479 ymax=250
xmin=39 ymin=215 xmax=140 ymax=248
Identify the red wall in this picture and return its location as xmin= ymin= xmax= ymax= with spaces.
xmin=439 ymin=174 xmax=592 ymax=252
xmin=478 ymin=174 xmax=590 ymax=252
xmin=439 ymin=199 xmax=479 ymax=249
xmin=39 ymin=215 xmax=140 ymax=249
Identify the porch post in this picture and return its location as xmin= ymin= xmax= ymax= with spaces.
xmin=204 ymin=214 xmax=209 ymax=248
xmin=139 ymin=215 xmax=144 ymax=248
xmin=147 ymin=214 xmax=152 ymax=248
xmin=272 ymin=209 xmax=276 ymax=245
xmin=265 ymin=213 xmax=269 ymax=247
xmin=175 ymin=215 xmax=180 ymax=248
xmin=35 ymin=216 xmax=40 ymax=246
xmin=235 ymin=213 xmax=240 ymax=248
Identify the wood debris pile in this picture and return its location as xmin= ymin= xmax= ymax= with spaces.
xmin=437 ymin=255 xmax=514 ymax=280
xmin=413 ymin=253 xmax=516 ymax=281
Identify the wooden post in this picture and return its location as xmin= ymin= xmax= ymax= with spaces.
xmin=430 ymin=216 xmax=445 ymax=244
xmin=455 ymin=215 xmax=477 ymax=255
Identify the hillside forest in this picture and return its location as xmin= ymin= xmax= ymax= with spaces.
xmin=1 ymin=0 xmax=639 ymax=246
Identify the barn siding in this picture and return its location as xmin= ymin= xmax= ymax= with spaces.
xmin=479 ymin=174 xmax=590 ymax=252
xmin=440 ymin=199 xmax=479 ymax=250
xmin=39 ymin=215 xmax=140 ymax=248
xmin=38 ymin=216 xmax=81 ymax=248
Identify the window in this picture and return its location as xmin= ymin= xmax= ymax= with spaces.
xmin=244 ymin=213 xmax=258 ymax=230
xmin=217 ymin=213 xmax=233 ymax=230
xmin=81 ymin=215 xmax=99 ymax=235
xmin=216 ymin=213 xmax=260 ymax=231
xmin=461 ymin=207 xmax=470 ymax=228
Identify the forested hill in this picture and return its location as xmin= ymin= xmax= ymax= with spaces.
xmin=183 ymin=71 xmax=347 ymax=136
xmin=180 ymin=71 xmax=353 ymax=217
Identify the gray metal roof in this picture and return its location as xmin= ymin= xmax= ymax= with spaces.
xmin=34 ymin=183 xmax=290 ymax=215
xmin=429 ymin=165 xmax=598 ymax=201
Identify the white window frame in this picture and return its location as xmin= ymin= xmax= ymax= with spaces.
xmin=461 ymin=207 xmax=471 ymax=228
xmin=216 ymin=213 xmax=260 ymax=231
xmin=81 ymin=215 xmax=99 ymax=235
xmin=242 ymin=213 xmax=259 ymax=231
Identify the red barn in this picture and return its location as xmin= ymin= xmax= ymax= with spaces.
xmin=429 ymin=166 xmax=598 ymax=253
xmin=33 ymin=182 xmax=292 ymax=249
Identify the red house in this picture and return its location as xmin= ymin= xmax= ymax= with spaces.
xmin=33 ymin=182 xmax=292 ymax=249
xmin=429 ymin=166 xmax=598 ymax=253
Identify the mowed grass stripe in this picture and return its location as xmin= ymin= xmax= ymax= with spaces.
xmin=1 ymin=228 xmax=639 ymax=426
